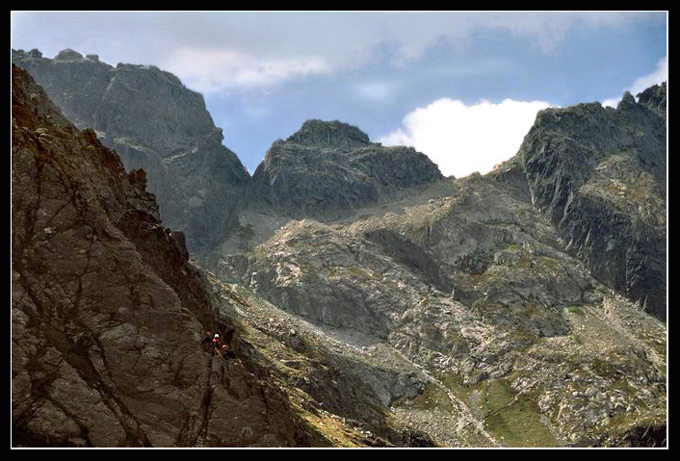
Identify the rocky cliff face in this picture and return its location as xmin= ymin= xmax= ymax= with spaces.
xmin=11 ymin=65 xmax=319 ymax=447
xmin=493 ymin=88 xmax=666 ymax=320
xmin=12 ymin=49 xmax=250 ymax=255
xmin=251 ymin=120 xmax=443 ymax=220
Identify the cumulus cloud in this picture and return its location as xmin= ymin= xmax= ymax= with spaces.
xmin=378 ymin=98 xmax=552 ymax=178
xmin=602 ymin=56 xmax=667 ymax=107
xmin=165 ymin=47 xmax=331 ymax=93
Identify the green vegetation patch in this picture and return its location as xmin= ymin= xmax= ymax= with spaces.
xmin=487 ymin=379 xmax=516 ymax=409
xmin=565 ymin=305 xmax=584 ymax=315
xmin=347 ymin=266 xmax=374 ymax=280
xmin=483 ymin=379 xmax=556 ymax=447
xmin=485 ymin=395 xmax=557 ymax=447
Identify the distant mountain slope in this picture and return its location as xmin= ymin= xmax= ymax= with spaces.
xmin=12 ymin=49 xmax=250 ymax=254
xmin=493 ymin=88 xmax=667 ymax=320
xmin=637 ymin=82 xmax=666 ymax=119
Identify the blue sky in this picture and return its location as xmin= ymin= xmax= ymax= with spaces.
xmin=11 ymin=11 xmax=667 ymax=177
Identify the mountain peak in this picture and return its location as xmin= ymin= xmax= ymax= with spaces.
xmin=54 ymin=48 xmax=85 ymax=61
xmin=619 ymin=90 xmax=637 ymax=107
xmin=286 ymin=119 xmax=371 ymax=149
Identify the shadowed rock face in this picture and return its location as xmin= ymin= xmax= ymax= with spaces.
xmin=251 ymin=120 xmax=443 ymax=220
xmin=11 ymin=65 xmax=314 ymax=447
xmin=12 ymin=49 xmax=250 ymax=255
xmin=493 ymin=88 xmax=667 ymax=320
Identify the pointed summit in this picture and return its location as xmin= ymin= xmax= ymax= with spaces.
xmin=287 ymin=119 xmax=371 ymax=150
xmin=619 ymin=90 xmax=637 ymax=107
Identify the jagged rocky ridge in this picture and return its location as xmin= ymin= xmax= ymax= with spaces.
xmin=12 ymin=50 xmax=444 ymax=258
xmin=637 ymin=82 xmax=667 ymax=119
xmin=12 ymin=50 xmax=667 ymax=447
xmin=213 ymin=88 xmax=666 ymax=445
xmin=492 ymin=87 xmax=667 ymax=320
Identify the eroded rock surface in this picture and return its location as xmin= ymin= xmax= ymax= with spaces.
xmin=12 ymin=49 xmax=666 ymax=447
xmin=218 ymin=174 xmax=666 ymax=446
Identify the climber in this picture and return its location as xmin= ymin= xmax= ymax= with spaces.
xmin=218 ymin=343 xmax=237 ymax=359
xmin=200 ymin=331 xmax=222 ymax=355
xmin=201 ymin=331 xmax=213 ymax=346
xmin=210 ymin=333 xmax=222 ymax=354
xmin=200 ymin=331 xmax=236 ymax=359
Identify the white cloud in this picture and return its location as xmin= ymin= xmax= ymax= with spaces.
xmin=601 ymin=98 xmax=621 ymax=108
xmin=164 ymin=47 xmax=331 ymax=93
xmin=601 ymin=56 xmax=667 ymax=107
xmin=629 ymin=56 xmax=668 ymax=94
xmin=379 ymin=98 xmax=552 ymax=178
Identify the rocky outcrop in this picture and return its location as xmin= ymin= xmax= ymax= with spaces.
xmin=492 ymin=87 xmax=666 ymax=320
xmin=12 ymin=49 xmax=250 ymax=255
xmin=11 ymin=65 xmax=315 ymax=447
xmin=286 ymin=119 xmax=371 ymax=149
xmin=251 ymin=120 xmax=443 ymax=220
xmin=12 ymin=50 xmax=447 ymax=257
xmin=637 ymin=82 xmax=666 ymax=119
